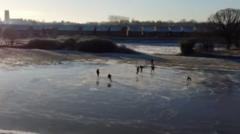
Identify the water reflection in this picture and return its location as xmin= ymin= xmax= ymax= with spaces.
xmin=96 ymin=77 xmax=100 ymax=86
xmin=96 ymin=80 xmax=100 ymax=86
xmin=136 ymin=76 xmax=139 ymax=82
xmin=107 ymin=83 xmax=112 ymax=88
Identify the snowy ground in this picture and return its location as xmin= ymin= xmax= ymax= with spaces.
xmin=0 ymin=61 xmax=239 ymax=134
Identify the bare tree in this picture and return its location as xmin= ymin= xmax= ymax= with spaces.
xmin=2 ymin=28 xmax=18 ymax=46
xmin=109 ymin=15 xmax=130 ymax=23
xmin=208 ymin=8 xmax=240 ymax=49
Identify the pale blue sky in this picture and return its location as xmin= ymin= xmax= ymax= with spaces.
xmin=0 ymin=0 xmax=239 ymax=23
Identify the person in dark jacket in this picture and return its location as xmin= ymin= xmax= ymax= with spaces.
xmin=96 ymin=69 xmax=100 ymax=78
xmin=151 ymin=64 xmax=155 ymax=73
xmin=140 ymin=65 xmax=144 ymax=73
xmin=187 ymin=76 xmax=192 ymax=86
xmin=108 ymin=74 xmax=112 ymax=82
xmin=136 ymin=66 xmax=140 ymax=75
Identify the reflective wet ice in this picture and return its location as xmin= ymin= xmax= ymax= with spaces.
xmin=0 ymin=62 xmax=239 ymax=134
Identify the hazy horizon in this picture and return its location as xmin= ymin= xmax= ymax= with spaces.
xmin=0 ymin=0 xmax=240 ymax=23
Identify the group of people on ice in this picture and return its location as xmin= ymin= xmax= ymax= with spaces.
xmin=96 ymin=59 xmax=192 ymax=86
xmin=136 ymin=59 xmax=155 ymax=75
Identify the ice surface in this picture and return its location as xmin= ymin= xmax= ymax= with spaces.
xmin=118 ymin=42 xmax=180 ymax=54
xmin=0 ymin=62 xmax=239 ymax=134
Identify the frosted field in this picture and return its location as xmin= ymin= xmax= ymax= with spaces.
xmin=0 ymin=61 xmax=239 ymax=134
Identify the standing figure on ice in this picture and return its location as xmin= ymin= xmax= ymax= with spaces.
xmin=96 ymin=69 xmax=100 ymax=78
xmin=187 ymin=76 xmax=192 ymax=86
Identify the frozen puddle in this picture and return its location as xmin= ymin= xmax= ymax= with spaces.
xmin=0 ymin=62 xmax=239 ymax=134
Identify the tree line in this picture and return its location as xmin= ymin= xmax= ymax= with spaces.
xmin=0 ymin=8 xmax=239 ymax=50
xmin=209 ymin=8 xmax=240 ymax=49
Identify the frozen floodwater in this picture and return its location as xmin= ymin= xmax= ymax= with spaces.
xmin=118 ymin=42 xmax=180 ymax=55
xmin=0 ymin=62 xmax=239 ymax=134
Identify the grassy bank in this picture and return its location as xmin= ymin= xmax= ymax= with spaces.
xmin=20 ymin=38 xmax=136 ymax=54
